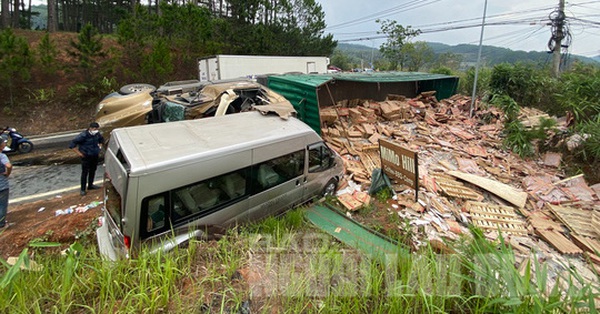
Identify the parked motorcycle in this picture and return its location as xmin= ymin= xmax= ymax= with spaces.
xmin=2 ymin=127 xmax=34 ymax=154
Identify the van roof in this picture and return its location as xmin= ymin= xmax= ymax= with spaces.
xmin=111 ymin=111 xmax=317 ymax=174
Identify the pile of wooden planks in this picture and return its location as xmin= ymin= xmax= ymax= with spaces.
xmin=319 ymin=91 xmax=600 ymax=275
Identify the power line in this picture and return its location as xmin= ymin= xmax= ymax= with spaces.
xmin=570 ymin=17 xmax=600 ymax=26
xmin=328 ymin=3 xmax=555 ymax=33
xmin=325 ymin=0 xmax=444 ymax=31
xmin=330 ymin=1 xmax=599 ymax=57
xmin=495 ymin=26 xmax=547 ymax=48
xmin=334 ymin=16 xmax=549 ymax=42
xmin=330 ymin=7 xmax=552 ymax=42
xmin=413 ymin=6 xmax=553 ymax=29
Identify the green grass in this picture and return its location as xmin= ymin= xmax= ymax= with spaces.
xmin=0 ymin=209 xmax=598 ymax=313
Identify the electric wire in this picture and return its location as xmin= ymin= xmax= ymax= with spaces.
xmin=328 ymin=1 xmax=598 ymax=56
xmin=325 ymin=0 xmax=444 ymax=31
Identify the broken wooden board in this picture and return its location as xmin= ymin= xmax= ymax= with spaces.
xmin=448 ymin=171 xmax=528 ymax=208
xmin=571 ymin=234 xmax=600 ymax=255
xmin=465 ymin=201 xmax=528 ymax=236
xmin=432 ymin=175 xmax=484 ymax=201
xmin=358 ymin=149 xmax=380 ymax=176
xmin=337 ymin=193 xmax=364 ymax=211
xmin=528 ymin=211 xmax=564 ymax=231
xmin=546 ymin=204 xmax=600 ymax=239
xmin=535 ymin=229 xmax=583 ymax=255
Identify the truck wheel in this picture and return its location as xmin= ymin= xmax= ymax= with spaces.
xmin=119 ymin=83 xmax=156 ymax=95
xmin=18 ymin=141 xmax=33 ymax=153
xmin=321 ymin=179 xmax=338 ymax=197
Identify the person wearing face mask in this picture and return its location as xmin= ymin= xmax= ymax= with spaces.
xmin=69 ymin=122 xmax=104 ymax=196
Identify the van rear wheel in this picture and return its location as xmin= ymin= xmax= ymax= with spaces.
xmin=322 ymin=179 xmax=338 ymax=197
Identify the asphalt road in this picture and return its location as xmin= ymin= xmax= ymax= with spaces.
xmin=9 ymin=163 xmax=104 ymax=205
xmin=4 ymin=129 xmax=105 ymax=204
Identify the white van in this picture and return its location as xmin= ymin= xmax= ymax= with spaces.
xmin=96 ymin=111 xmax=344 ymax=260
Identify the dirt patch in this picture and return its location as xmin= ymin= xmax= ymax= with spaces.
xmin=0 ymin=189 xmax=103 ymax=259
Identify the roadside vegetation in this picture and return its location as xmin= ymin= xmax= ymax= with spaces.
xmin=0 ymin=4 xmax=599 ymax=311
xmin=1 ymin=208 xmax=597 ymax=313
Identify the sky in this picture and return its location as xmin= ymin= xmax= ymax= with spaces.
xmin=318 ymin=0 xmax=600 ymax=58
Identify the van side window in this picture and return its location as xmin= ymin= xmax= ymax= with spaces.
xmin=116 ymin=150 xmax=129 ymax=170
xmin=171 ymin=168 xmax=249 ymax=224
xmin=253 ymin=150 xmax=304 ymax=192
xmin=309 ymin=143 xmax=334 ymax=173
xmin=144 ymin=194 xmax=166 ymax=233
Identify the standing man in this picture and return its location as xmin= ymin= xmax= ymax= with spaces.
xmin=0 ymin=135 xmax=13 ymax=229
xmin=70 ymin=122 xmax=104 ymax=196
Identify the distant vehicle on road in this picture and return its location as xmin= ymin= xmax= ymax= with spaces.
xmin=96 ymin=111 xmax=344 ymax=260
xmin=95 ymin=79 xmax=296 ymax=135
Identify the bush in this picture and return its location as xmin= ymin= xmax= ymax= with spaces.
xmin=490 ymin=93 xmax=557 ymax=158
xmin=489 ymin=62 xmax=555 ymax=109
xmin=458 ymin=66 xmax=492 ymax=99
xmin=576 ymin=115 xmax=600 ymax=162
xmin=430 ymin=66 xmax=454 ymax=76
xmin=555 ymin=63 xmax=600 ymax=123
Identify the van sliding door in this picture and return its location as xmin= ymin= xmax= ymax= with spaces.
xmin=247 ymin=150 xmax=306 ymax=221
xmin=304 ymin=142 xmax=336 ymax=200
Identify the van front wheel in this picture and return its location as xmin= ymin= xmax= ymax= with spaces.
xmin=322 ymin=179 xmax=338 ymax=197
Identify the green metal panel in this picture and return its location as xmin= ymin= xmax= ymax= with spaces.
xmin=305 ymin=205 xmax=405 ymax=261
xmin=268 ymin=75 xmax=329 ymax=134
xmin=417 ymin=77 xmax=459 ymax=100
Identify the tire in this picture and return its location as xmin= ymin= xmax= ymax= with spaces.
xmin=119 ymin=83 xmax=156 ymax=95
xmin=321 ymin=179 xmax=338 ymax=197
xmin=18 ymin=141 xmax=33 ymax=154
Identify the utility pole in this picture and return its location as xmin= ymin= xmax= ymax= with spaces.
xmin=470 ymin=0 xmax=488 ymax=118
xmin=551 ymin=0 xmax=565 ymax=78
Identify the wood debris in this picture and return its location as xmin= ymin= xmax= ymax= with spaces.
xmin=571 ymin=234 xmax=600 ymax=255
xmin=543 ymin=152 xmax=562 ymax=168
xmin=321 ymin=91 xmax=599 ymax=277
xmin=448 ymin=171 xmax=528 ymax=208
xmin=431 ymin=173 xmax=483 ymax=201
xmin=546 ymin=204 xmax=600 ymax=239
xmin=465 ymin=201 xmax=528 ymax=236
xmin=534 ymin=229 xmax=583 ymax=255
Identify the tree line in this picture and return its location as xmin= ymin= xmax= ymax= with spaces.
xmin=0 ymin=0 xmax=335 ymax=56
xmin=0 ymin=0 xmax=335 ymax=104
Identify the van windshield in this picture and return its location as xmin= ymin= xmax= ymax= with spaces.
xmin=104 ymin=176 xmax=123 ymax=229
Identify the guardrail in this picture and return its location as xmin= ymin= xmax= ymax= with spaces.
xmin=28 ymin=130 xmax=80 ymax=150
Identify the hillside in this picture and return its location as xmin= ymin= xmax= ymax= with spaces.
xmin=0 ymin=30 xmax=122 ymax=136
xmin=337 ymin=42 xmax=599 ymax=68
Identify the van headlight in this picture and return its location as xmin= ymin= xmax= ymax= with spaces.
xmin=95 ymin=103 xmax=105 ymax=115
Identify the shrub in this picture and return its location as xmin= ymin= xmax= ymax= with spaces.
xmin=490 ymin=93 xmax=556 ymax=158
xmin=576 ymin=115 xmax=600 ymax=162
xmin=554 ymin=63 xmax=600 ymax=123
xmin=489 ymin=62 xmax=554 ymax=109
xmin=36 ymin=32 xmax=59 ymax=75
xmin=458 ymin=66 xmax=492 ymax=99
